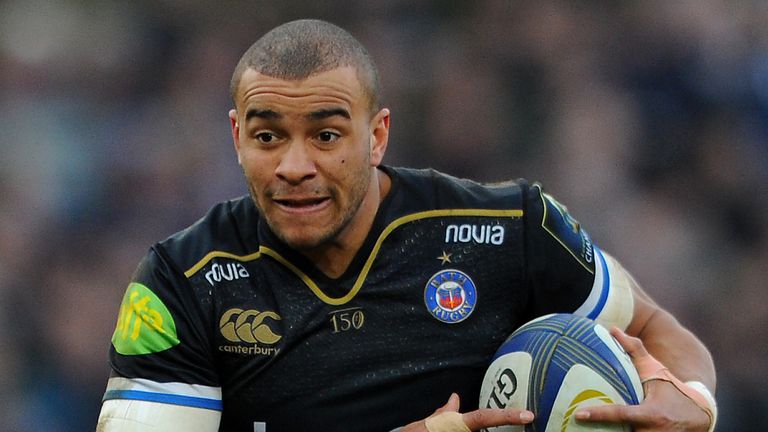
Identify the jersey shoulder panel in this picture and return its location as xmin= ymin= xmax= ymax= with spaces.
xmin=525 ymin=183 xmax=596 ymax=273
xmin=386 ymin=166 xmax=527 ymax=212
xmin=110 ymin=245 xmax=220 ymax=387
xmin=521 ymin=182 xmax=599 ymax=319
xmin=107 ymin=197 xmax=257 ymax=410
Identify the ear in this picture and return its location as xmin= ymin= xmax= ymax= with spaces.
xmin=229 ymin=109 xmax=242 ymax=165
xmin=369 ymin=108 xmax=390 ymax=167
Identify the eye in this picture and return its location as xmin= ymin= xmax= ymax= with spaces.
xmin=317 ymin=131 xmax=340 ymax=143
xmin=255 ymin=132 xmax=277 ymax=143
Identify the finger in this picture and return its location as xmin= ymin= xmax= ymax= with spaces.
xmin=461 ymin=408 xmax=534 ymax=429
xmin=610 ymin=327 xmax=649 ymax=360
xmin=611 ymin=327 xmax=675 ymax=384
xmin=434 ymin=393 xmax=461 ymax=415
xmin=575 ymin=403 xmax=652 ymax=426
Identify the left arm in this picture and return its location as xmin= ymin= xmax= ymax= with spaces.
xmin=522 ymin=187 xmax=716 ymax=430
xmin=580 ymin=252 xmax=717 ymax=431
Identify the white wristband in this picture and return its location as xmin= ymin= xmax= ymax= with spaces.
xmin=685 ymin=381 xmax=717 ymax=432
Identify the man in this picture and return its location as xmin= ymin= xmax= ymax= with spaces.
xmin=97 ymin=19 xmax=716 ymax=431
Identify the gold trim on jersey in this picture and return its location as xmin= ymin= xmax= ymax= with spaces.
xmin=183 ymin=250 xmax=263 ymax=278
xmin=184 ymin=208 xmax=523 ymax=305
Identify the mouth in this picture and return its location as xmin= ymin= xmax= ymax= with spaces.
xmin=272 ymin=196 xmax=331 ymax=214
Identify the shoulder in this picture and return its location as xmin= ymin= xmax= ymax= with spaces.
xmin=385 ymin=166 xmax=532 ymax=210
xmin=153 ymin=195 xmax=258 ymax=274
xmin=524 ymin=182 xmax=597 ymax=273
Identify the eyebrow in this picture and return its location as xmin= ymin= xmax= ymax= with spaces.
xmin=306 ymin=108 xmax=351 ymax=121
xmin=245 ymin=108 xmax=282 ymax=121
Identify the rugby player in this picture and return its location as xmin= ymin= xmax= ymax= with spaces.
xmin=97 ymin=19 xmax=716 ymax=432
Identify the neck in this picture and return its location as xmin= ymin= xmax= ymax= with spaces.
xmin=304 ymin=169 xmax=391 ymax=278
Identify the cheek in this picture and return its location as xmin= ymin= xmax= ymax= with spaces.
xmin=241 ymin=156 xmax=272 ymax=187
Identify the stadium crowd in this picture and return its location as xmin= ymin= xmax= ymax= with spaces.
xmin=0 ymin=1 xmax=765 ymax=430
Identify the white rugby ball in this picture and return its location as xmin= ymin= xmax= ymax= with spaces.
xmin=479 ymin=314 xmax=644 ymax=431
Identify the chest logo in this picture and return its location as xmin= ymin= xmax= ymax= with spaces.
xmin=424 ymin=269 xmax=477 ymax=324
xmin=112 ymin=282 xmax=180 ymax=355
xmin=445 ymin=224 xmax=505 ymax=245
xmin=220 ymin=308 xmax=282 ymax=345
xmin=205 ymin=261 xmax=250 ymax=286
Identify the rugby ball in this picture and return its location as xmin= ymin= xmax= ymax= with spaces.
xmin=479 ymin=314 xmax=643 ymax=431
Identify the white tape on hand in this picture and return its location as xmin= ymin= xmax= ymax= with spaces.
xmin=635 ymin=352 xmax=717 ymax=432
xmin=424 ymin=412 xmax=471 ymax=432
xmin=685 ymin=381 xmax=718 ymax=432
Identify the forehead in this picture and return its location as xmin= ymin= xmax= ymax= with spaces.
xmin=234 ymin=66 xmax=366 ymax=114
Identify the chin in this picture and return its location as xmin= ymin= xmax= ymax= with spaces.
xmin=275 ymin=227 xmax=337 ymax=251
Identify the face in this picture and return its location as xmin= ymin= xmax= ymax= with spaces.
xmin=230 ymin=67 xmax=389 ymax=251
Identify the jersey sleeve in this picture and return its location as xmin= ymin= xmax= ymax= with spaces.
xmin=522 ymin=183 xmax=625 ymax=324
xmin=103 ymin=246 xmax=222 ymax=412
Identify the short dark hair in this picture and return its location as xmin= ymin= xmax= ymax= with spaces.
xmin=230 ymin=19 xmax=381 ymax=114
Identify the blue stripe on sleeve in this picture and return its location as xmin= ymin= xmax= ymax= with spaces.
xmin=103 ymin=389 xmax=223 ymax=411
xmin=586 ymin=247 xmax=610 ymax=320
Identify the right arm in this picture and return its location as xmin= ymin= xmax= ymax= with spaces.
xmin=97 ymin=399 xmax=220 ymax=432
xmin=98 ymin=248 xmax=221 ymax=431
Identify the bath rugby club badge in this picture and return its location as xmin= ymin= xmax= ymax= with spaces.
xmin=424 ymin=269 xmax=477 ymax=323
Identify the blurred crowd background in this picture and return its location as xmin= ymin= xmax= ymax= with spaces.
xmin=1 ymin=1 xmax=766 ymax=430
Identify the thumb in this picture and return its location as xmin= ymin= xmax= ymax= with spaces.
xmin=434 ymin=393 xmax=461 ymax=414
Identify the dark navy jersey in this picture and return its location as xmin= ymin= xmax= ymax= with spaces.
xmin=104 ymin=166 xmax=611 ymax=432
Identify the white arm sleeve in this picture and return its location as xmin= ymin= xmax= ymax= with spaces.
xmin=573 ymin=248 xmax=635 ymax=331
xmin=97 ymin=399 xmax=221 ymax=432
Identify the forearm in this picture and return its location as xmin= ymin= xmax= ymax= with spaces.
xmin=603 ymin=252 xmax=716 ymax=391
xmin=630 ymin=307 xmax=716 ymax=390
xmin=97 ymin=399 xmax=221 ymax=432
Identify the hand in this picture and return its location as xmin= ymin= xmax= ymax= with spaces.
xmin=575 ymin=328 xmax=712 ymax=431
xmin=400 ymin=393 xmax=534 ymax=432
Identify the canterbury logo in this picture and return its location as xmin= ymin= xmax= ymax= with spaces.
xmin=219 ymin=308 xmax=282 ymax=345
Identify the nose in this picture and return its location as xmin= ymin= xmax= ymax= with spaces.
xmin=275 ymin=140 xmax=316 ymax=185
